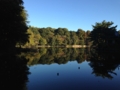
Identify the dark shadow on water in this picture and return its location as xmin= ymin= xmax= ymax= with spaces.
xmin=57 ymin=73 xmax=59 ymax=76
xmin=0 ymin=50 xmax=30 ymax=90
xmin=89 ymin=48 xmax=120 ymax=79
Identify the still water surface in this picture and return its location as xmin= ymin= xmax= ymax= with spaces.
xmin=27 ymin=60 xmax=120 ymax=90
xmin=1 ymin=48 xmax=120 ymax=90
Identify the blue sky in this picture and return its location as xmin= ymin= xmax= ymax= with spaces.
xmin=24 ymin=0 xmax=120 ymax=31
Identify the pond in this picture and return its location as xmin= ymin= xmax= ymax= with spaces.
xmin=1 ymin=48 xmax=120 ymax=90
xmin=27 ymin=60 xmax=120 ymax=90
xmin=26 ymin=48 xmax=120 ymax=90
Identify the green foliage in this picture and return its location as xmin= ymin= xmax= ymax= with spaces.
xmin=50 ymin=37 xmax=56 ymax=46
xmin=39 ymin=38 xmax=47 ymax=45
xmin=24 ymin=21 xmax=120 ymax=47
xmin=70 ymin=31 xmax=79 ymax=45
xmin=29 ymin=26 xmax=40 ymax=34
xmin=26 ymin=29 xmax=35 ymax=46
xmin=36 ymin=27 xmax=89 ymax=46
xmin=55 ymin=28 xmax=64 ymax=35
xmin=77 ymin=29 xmax=85 ymax=40
xmin=23 ymin=28 xmax=41 ymax=48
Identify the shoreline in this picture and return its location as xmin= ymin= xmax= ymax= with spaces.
xmin=37 ymin=45 xmax=90 ymax=48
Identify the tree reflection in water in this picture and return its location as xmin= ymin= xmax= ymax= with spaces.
xmin=17 ymin=47 xmax=120 ymax=79
xmin=89 ymin=49 xmax=120 ymax=79
xmin=19 ymin=48 xmax=90 ymax=65
xmin=0 ymin=51 xmax=30 ymax=90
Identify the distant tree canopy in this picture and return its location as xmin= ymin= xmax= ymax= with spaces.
xmin=25 ymin=20 xmax=120 ymax=48
xmin=0 ymin=0 xmax=29 ymax=50
xmin=23 ymin=26 xmax=93 ymax=48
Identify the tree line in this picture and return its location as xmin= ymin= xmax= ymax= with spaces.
xmin=22 ymin=20 xmax=120 ymax=49
xmin=22 ymin=26 xmax=91 ymax=48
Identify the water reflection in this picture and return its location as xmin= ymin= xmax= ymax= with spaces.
xmin=24 ymin=48 xmax=120 ymax=90
xmin=18 ymin=48 xmax=90 ymax=65
xmin=89 ymin=49 xmax=120 ymax=79
xmin=0 ymin=51 xmax=30 ymax=90
xmin=18 ymin=47 xmax=120 ymax=79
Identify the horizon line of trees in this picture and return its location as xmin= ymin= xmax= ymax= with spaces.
xmin=22 ymin=26 xmax=92 ymax=48
xmin=22 ymin=21 xmax=120 ymax=48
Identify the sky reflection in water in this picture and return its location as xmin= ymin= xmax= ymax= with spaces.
xmin=27 ymin=61 xmax=120 ymax=90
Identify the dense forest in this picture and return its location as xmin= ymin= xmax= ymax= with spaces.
xmin=21 ymin=26 xmax=91 ymax=48
xmin=20 ymin=20 xmax=120 ymax=50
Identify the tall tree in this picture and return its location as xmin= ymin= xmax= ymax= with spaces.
xmin=90 ymin=20 xmax=117 ymax=48
xmin=0 ymin=0 xmax=29 ymax=51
